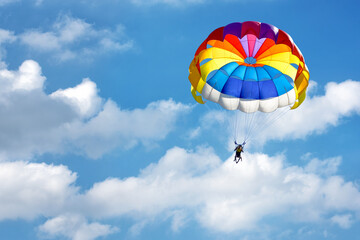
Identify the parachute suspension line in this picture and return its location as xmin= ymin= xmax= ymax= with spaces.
xmin=245 ymin=110 xmax=272 ymax=142
xmin=243 ymin=109 xmax=257 ymax=143
xmin=246 ymin=107 xmax=291 ymax=143
xmin=244 ymin=108 xmax=251 ymax=142
xmin=233 ymin=111 xmax=237 ymax=142
xmin=243 ymin=113 xmax=248 ymax=143
xmin=240 ymin=110 xmax=245 ymax=143
xmin=248 ymin=85 xmax=294 ymax=142
xmin=250 ymin=111 xmax=277 ymax=142
xmin=244 ymin=84 xmax=295 ymax=143
xmin=248 ymin=110 xmax=285 ymax=142
xmin=231 ymin=97 xmax=238 ymax=142
xmin=244 ymin=111 xmax=257 ymax=143
xmin=244 ymin=111 xmax=257 ymax=142
xmin=245 ymin=106 xmax=254 ymax=143
xmin=244 ymin=101 xmax=250 ymax=142
xmin=235 ymin=110 xmax=240 ymax=141
xmin=242 ymin=103 xmax=249 ymax=143
xmin=245 ymin=112 xmax=258 ymax=143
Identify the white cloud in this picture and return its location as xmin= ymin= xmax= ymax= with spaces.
xmin=0 ymin=147 xmax=359 ymax=237
xmin=20 ymin=31 xmax=61 ymax=51
xmin=81 ymin=147 xmax=360 ymax=233
xmin=0 ymin=29 xmax=16 ymax=65
xmin=0 ymin=60 xmax=190 ymax=160
xmin=0 ymin=0 xmax=43 ymax=6
xmin=39 ymin=214 xmax=118 ymax=240
xmin=0 ymin=29 xmax=16 ymax=44
xmin=331 ymin=214 xmax=353 ymax=229
xmin=186 ymin=126 xmax=201 ymax=139
xmin=0 ymin=161 xmax=77 ymax=220
xmin=53 ymin=15 xmax=91 ymax=43
xmin=304 ymin=156 xmax=341 ymax=176
xmin=0 ymin=59 xmax=46 ymax=92
xmin=51 ymin=78 xmax=102 ymax=118
xmin=0 ymin=0 xmax=19 ymax=6
xmin=265 ymin=80 xmax=360 ymax=140
xmin=170 ymin=210 xmax=188 ymax=232
xmin=18 ymin=15 xmax=133 ymax=61
xmin=67 ymin=98 xmax=191 ymax=158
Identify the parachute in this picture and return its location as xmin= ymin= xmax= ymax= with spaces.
xmin=189 ymin=21 xmax=310 ymax=143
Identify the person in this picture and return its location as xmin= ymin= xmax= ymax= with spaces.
xmin=234 ymin=141 xmax=245 ymax=163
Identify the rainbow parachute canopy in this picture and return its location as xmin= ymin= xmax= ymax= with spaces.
xmin=189 ymin=21 xmax=310 ymax=113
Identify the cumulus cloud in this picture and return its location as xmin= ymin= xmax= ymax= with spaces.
xmin=39 ymin=214 xmax=118 ymax=240
xmin=0 ymin=147 xmax=359 ymax=237
xmin=262 ymin=80 xmax=360 ymax=141
xmin=331 ymin=214 xmax=353 ymax=229
xmin=51 ymin=78 xmax=102 ymax=118
xmin=0 ymin=29 xmax=16 ymax=65
xmin=0 ymin=0 xmax=43 ymax=6
xmin=0 ymin=29 xmax=16 ymax=44
xmin=67 ymin=98 xmax=191 ymax=158
xmin=304 ymin=155 xmax=341 ymax=176
xmin=0 ymin=161 xmax=77 ymax=220
xmin=0 ymin=60 xmax=190 ymax=160
xmin=18 ymin=15 xmax=133 ymax=61
xmin=0 ymin=0 xmax=19 ymax=6
xmin=0 ymin=59 xmax=45 ymax=92
xmin=81 ymin=147 xmax=360 ymax=233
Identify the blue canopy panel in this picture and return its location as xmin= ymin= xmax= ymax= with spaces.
xmin=231 ymin=65 xmax=247 ymax=79
xmin=208 ymin=63 xmax=295 ymax=100
xmin=273 ymin=75 xmax=294 ymax=96
xmin=239 ymin=81 xmax=259 ymax=99
xmin=221 ymin=76 xmax=243 ymax=98
xmin=206 ymin=62 xmax=239 ymax=92
xmin=259 ymin=80 xmax=278 ymax=99
xmin=222 ymin=66 xmax=278 ymax=99
xmin=255 ymin=67 xmax=271 ymax=81
xmin=244 ymin=66 xmax=257 ymax=81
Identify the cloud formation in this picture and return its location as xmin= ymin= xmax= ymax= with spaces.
xmin=0 ymin=60 xmax=190 ymax=160
xmin=0 ymin=29 xmax=16 ymax=64
xmin=81 ymin=148 xmax=360 ymax=233
xmin=0 ymin=15 xmax=133 ymax=62
xmin=0 ymin=0 xmax=19 ymax=6
xmin=39 ymin=214 xmax=118 ymax=240
xmin=0 ymin=161 xmax=77 ymax=220
xmin=331 ymin=214 xmax=354 ymax=229
xmin=261 ymin=80 xmax=360 ymax=141
xmin=1 ymin=147 xmax=359 ymax=238
xmin=21 ymin=15 xmax=133 ymax=61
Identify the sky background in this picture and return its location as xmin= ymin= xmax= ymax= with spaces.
xmin=0 ymin=0 xmax=359 ymax=240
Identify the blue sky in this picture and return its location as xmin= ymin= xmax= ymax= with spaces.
xmin=0 ymin=0 xmax=359 ymax=239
